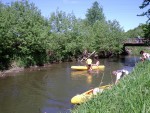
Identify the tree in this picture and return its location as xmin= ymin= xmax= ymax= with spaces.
xmin=126 ymin=25 xmax=145 ymax=38
xmin=92 ymin=20 xmax=125 ymax=54
xmin=142 ymin=23 xmax=150 ymax=38
xmin=0 ymin=0 xmax=50 ymax=69
xmin=138 ymin=0 xmax=150 ymax=22
xmin=49 ymin=10 xmax=82 ymax=61
xmin=85 ymin=1 xmax=105 ymax=25
xmin=138 ymin=0 xmax=150 ymax=39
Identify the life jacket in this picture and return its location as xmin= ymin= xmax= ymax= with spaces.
xmin=86 ymin=59 xmax=92 ymax=65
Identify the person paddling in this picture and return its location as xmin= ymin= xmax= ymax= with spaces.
xmin=86 ymin=58 xmax=92 ymax=71
xmin=92 ymin=56 xmax=100 ymax=66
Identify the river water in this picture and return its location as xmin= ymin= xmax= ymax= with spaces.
xmin=0 ymin=55 xmax=139 ymax=113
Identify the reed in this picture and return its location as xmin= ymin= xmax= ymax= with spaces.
xmin=71 ymin=61 xmax=150 ymax=113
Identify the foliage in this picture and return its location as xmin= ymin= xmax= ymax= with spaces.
xmin=0 ymin=0 xmax=50 ymax=69
xmin=138 ymin=0 xmax=150 ymax=22
xmin=49 ymin=10 xmax=83 ymax=61
xmin=126 ymin=24 xmax=145 ymax=38
xmin=138 ymin=0 xmax=150 ymax=41
xmin=92 ymin=20 xmax=126 ymax=54
xmin=85 ymin=1 xmax=105 ymax=25
xmin=142 ymin=23 xmax=150 ymax=38
xmin=106 ymin=20 xmax=126 ymax=53
xmin=0 ymin=1 xmax=127 ymax=69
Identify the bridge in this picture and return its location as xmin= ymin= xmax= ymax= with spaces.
xmin=123 ymin=38 xmax=150 ymax=46
xmin=122 ymin=38 xmax=150 ymax=54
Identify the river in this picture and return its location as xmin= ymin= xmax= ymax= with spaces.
xmin=0 ymin=55 xmax=139 ymax=113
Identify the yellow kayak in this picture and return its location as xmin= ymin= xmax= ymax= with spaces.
xmin=71 ymin=65 xmax=105 ymax=71
xmin=71 ymin=85 xmax=111 ymax=104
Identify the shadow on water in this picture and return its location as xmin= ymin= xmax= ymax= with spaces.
xmin=0 ymin=55 xmax=139 ymax=113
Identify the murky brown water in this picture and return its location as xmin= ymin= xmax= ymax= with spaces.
xmin=0 ymin=55 xmax=139 ymax=113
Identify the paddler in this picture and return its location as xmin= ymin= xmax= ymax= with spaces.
xmin=86 ymin=58 xmax=92 ymax=71
xmin=92 ymin=55 xmax=100 ymax=66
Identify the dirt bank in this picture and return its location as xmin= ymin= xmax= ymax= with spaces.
xmin=0 ymin=67 xmax=24 ymax=77
xmin=0 ymin=63 xmax=53 ymax=78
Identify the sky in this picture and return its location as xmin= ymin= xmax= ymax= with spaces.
xmin=2 ymin=0 xmax=148 ymax=32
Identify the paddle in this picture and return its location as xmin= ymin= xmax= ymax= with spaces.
xmin=80 ymin=50 xmax=96 ymax=62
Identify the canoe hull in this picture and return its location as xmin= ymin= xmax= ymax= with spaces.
xmin=71 ymin=65 xmax=105 ymax=71
xmin=71 ymin=85 xmax=111 ymax=104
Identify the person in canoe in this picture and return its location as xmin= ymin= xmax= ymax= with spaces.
xmin=92 ymin=55 xmax=100 ymax=66
xmin=140 ymin=50 xmax=150 ymax=61
xmin=86 ymin=58 xmax=93 ymax=71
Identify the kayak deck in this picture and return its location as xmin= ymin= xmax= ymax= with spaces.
xmin=71 ymin=65 xmax=105 ymax=70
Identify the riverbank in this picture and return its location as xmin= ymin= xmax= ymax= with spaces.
xmin=71 ymin=61 xmax=150 ymax=113
xmin=0 ymin=63 xmax=52 ymax=77
xmin=0 ymin=67 xmax=24 ymax=77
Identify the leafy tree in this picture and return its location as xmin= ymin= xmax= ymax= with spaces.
xmin=85 ymin=1 xmax=105 ymax=25
xmin=0 ymin=0 xmax=50 ymax=69
xmin=0 ymin=0 xmax=132 ymax=70
xmin=0 ymin=2 xmax=18 ymax=69
xmin=92 ymin=20 xmax=125 ymax=54
xmin=49 ymin=10 xmax=81 ymax=61
xmin=138 ymin=0 xmax=150 ymax=40
xmin=126 ymin=25 xmax=145 ymax=38
xmin=106 ymin=20 xmax=126 ymax=53
xmin=138 ymin=0 xmax=150 ymax=22
xmin=142 ymin=23 xmax=150 ymax=38
xmin=10 ymin=1 xmax=50 ymax=66
xmin=49 ymin=9 xmax=77 ymax=34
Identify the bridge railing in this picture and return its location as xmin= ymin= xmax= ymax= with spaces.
xmin=124 ymin=38 xmax=145 ymax=44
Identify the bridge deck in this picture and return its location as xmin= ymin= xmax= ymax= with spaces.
xmin=124 ymin=43 xmax=149 ymax=46
xmin=123 ymin=38 xmax=150 ymax=47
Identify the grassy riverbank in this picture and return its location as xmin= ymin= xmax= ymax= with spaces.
xmin=127 ymin=47 xmax=150 ymax=55
xmin=71 ymin=61 xmax=150 ymax=113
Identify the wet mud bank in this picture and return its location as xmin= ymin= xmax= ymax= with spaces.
xmin=0 ymin=64 xmax=52 ymax=78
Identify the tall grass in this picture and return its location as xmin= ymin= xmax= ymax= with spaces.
xmin=127 ymin=47 xmax=150 ymax=55
xmin=71 ymin=61 xmax=150 ymax=113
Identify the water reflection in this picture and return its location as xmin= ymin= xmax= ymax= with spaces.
xmin=71 ymin=70 xmax=104 ymax=84
xmin=71 ymin=71 xmax=93 ymax=84
xmin=120 ymin=55 xmax=139 ymax=67
xmin=0 ymin=55 xmax=139 ymax=113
